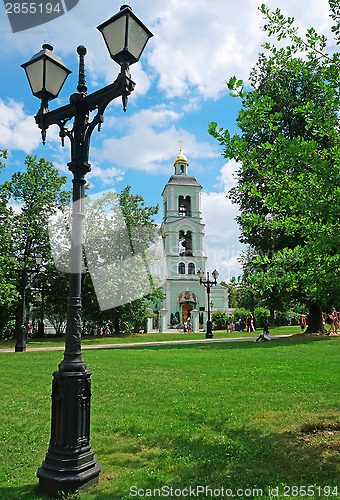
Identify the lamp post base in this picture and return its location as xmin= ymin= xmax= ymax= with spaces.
xmin=15 ymin=345 xmax=26 ymax=352
xmin=37 ymin=368 xmax=101 ymax=495
xmin=38 ymin=449 xmax=101 ymax=494
xmin=205 ymin=320 xmax=213 ymax=339
xmin=15 ymin=325 xmax=27 ymax=351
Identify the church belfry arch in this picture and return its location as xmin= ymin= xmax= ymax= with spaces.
xmin=179 ymin=195 xmax=191 ymax=216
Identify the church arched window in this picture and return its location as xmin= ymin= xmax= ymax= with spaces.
xmin=188 ymin=262 xmax=195 ymax=274
xmin=178 ymin=196 xmax=191 ymax=216
xmin=178 ymin=262 xmax=185 ymax=274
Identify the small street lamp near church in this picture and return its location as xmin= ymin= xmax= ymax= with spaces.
xmin=21 ymin=5 xmax=153 ymax=494
xmin=198 ymin=268 xmax=219 ymax=338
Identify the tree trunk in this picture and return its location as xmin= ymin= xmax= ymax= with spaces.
xmin=114 ymin=319 xmax=120 ymax=335
xmin=305 ymin=302 xmax=325 ymax=334
xmin=269 ymin=308 xmax=275 ymax=328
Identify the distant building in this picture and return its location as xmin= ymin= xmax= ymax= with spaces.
xmin=151 ymin=146 xmax=228 ymax=330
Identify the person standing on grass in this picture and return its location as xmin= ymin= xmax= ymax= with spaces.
xmin=326 ymin=308 xmax=338 ymax=335
xmin=248 ymin=314 xmax=255 ymax=332
xmin=332 ymin=308 xmax=339 ymax=335
xmin=300 ymin=314 xmax=307 ymax=332
xmin=27 ymin=321 xmax=33 ymax=339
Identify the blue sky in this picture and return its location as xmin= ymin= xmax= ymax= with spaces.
xmin=0 ymin=0 xmax=333 ymax=281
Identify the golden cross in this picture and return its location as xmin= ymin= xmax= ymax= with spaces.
xmin=178 ymin=139 xmax=184 ymax=151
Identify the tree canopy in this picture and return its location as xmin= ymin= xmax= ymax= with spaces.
xmin=209 ymin=1 xmax=340 ymax=332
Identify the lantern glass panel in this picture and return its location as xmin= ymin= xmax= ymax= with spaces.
xmin=101 ymin=15 xmax=126 ymax=61
xmin=127 ymin=15 xmax=151 ymax=60
xmin=24 ymin=59 xmax=44 ymax=96
xmin=45 ymin=59 xmax=69 ymax=98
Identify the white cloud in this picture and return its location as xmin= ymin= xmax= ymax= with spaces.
xmin=94 ymin=105 xmax=219 ymax=173
xmin=2 ymin=0 xmax=333 ymax=102
xmin=0 ymin=99 xmax=41 ymax=153
xmin=201 ymin=190 xmax=243 ymax=281
xmin=216 ymin=159 xmax=240 ymax=192
xmin=87 ymin=164 xmax=124 ymax=186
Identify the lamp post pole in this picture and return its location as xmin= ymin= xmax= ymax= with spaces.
xmin=33 ymin=272 xmax=47 ymax=337
xmin=21 ymin=6 xmax=153 ymax=494
xmin=198 ymin=269 xmax=219 ymax=339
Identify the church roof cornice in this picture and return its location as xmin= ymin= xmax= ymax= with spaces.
xmin=162 ymin=175 xmax=202 ymax=195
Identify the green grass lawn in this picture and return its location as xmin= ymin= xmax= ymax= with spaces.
xmin=0 ymin=326 xmax=301 ymax=350
xmin=0 ymin=335 xmax=339 ymax=499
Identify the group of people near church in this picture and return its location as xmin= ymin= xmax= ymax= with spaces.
xmin=324 ymin=308 xmax=339 ymax=335
xmin=183 ymin=318 xmax=192 ymax=332
xmin=93 ymin=323 xmax=111 ymax=336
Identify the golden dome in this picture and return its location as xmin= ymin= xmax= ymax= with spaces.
xmin=174 ymin=143 xmax=188 ymax=165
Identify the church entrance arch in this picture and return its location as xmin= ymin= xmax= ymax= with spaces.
xmin=177 ymin=291 xmax=198 ymax=323
xmin=182 ymin=303 xmax=193 ymax=323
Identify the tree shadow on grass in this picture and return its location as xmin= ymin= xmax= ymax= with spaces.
xmin=0 ymin=484 xmax=42 ymax=500
xmin=93 ymin=422 xmax=340 ymax=499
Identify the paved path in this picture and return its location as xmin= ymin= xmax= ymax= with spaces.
xmin=0 ymin=335 xmax=292 ymax=353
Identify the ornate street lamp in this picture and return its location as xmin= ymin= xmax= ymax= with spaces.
xmin=97 ymin=5 xmax=153 ymax=66
xmin=21 ymin=5 xmax=153 ymax=495
xmin=9 ymin=252 xmax=42 ymax=351
xmin=198 ymin=268 xmax=219 ymax=338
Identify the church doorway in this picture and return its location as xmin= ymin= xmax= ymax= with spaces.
xmin=182 ymin=303 xmax=194 ymax=323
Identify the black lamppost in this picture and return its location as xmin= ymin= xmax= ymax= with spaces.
xmin=33 ymin=272 xmax=48 ymax=337
xmin=198 ymin=268 xmax=219 ymax=338
xmin=21 ymin=5 xmax=153 ymax=494
xmin=9 ymin=252 xmax=42 ymax=351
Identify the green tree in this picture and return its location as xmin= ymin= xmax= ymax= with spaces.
xmin=209 ymin=3 xmax=340 ymax=333
xmin=8 ymin=156 xmax=69 ymax=337
xmin=0 ymin=150 xmax=17 ymax=333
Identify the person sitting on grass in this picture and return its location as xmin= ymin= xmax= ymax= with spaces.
xmin=256 ymin=325 xmax=271 ymax=342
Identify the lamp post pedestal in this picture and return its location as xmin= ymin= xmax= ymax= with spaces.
xmin=37 ymin=368 xmax=101 ymax=493
xmin=206 ymin=320 xmax=213 ymax=338
xmin=15 ymin=324 xmax=27 ymax=352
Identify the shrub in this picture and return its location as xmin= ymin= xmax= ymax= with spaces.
xmin=211 ymin=310 xmax=227 ymax=330
xmin=254 ymin=307 xmax=270 ymax=328
xmin=232 ymin=308 xmax=252 ymax=322
xmin=1 ymin=320 xmax=16 ymax=340
xmin=275 ymin=311 xmax=300 ymax=326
